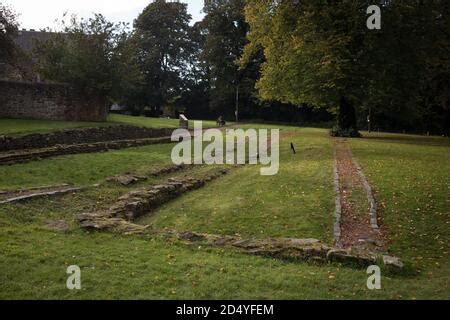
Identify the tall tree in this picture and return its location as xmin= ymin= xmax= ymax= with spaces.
xmin=200 ymin=0 xmax=259 ymax=120
xmin=240 ymin=0 xmax=449 ymax=135
xmin=134 ymin=0 xmax=194 ymax=116
xmin=174 ymin=21 xmax=212 ymax=119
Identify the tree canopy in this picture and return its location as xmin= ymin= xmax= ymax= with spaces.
xmin=34 ymin=14 xmax=143 ymax=103
xmin=5 ymin=0 xmax=448 ymax=134
xmin=0 ymin=2 xmax=19 ymax=74
xmin=133 ymin=0 xmax=194 ymax=115
xmin=240 ymin=0 xmax=449 ymax=134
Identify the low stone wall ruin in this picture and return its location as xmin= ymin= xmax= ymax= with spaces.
xmin=0 ymin=136 xmax=172 ymax=165
xmin=77 ymin=169 xmax=229 ymax=228
xmin=0 ymin=125 xmax=174 ymax=152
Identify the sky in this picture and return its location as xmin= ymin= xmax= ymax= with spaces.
xmin=4 ymin=0 xmax=205 ymax=30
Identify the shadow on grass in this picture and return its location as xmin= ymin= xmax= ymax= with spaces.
xmin=361 ymin=134 xmax=450 ymax=148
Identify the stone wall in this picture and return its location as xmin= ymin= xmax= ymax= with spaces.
xmin=0 ymin=80 xmax=108 ymax=122
xmin=0 ymin=125 xmax=174 ymax=152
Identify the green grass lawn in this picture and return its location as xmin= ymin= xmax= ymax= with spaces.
xmin=108 ymin=114 xmax=220 ymax=129
xmin=0 ymin=114 xmax=220 ymax=136
xmin=0 ymin=125 xmax=449 ymax=299
xmin=138 ymin=127 xmax=335 ymax=240
xmin=0 ymin=143 xmax=175 ymax=190
xmin=0 ymin=118 xmax=113 ymax=136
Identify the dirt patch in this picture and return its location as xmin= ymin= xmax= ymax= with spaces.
xmin=42 ymin=220 xmax=70 ymax=232
xmin=334 ymin=139 xmax=385 ymax=251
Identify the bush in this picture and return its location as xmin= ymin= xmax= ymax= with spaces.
xmin=330 ymin=125 xmax=362 ymax=138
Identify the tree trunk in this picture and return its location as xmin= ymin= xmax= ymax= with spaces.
xmin=337 ymin=96 xmax=357 ymax=131
xmin=334 ymin=96 xmax=360 ymax=137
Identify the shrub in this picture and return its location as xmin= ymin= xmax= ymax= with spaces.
xmin=330 ymin=125 xmax=362 ymax=138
